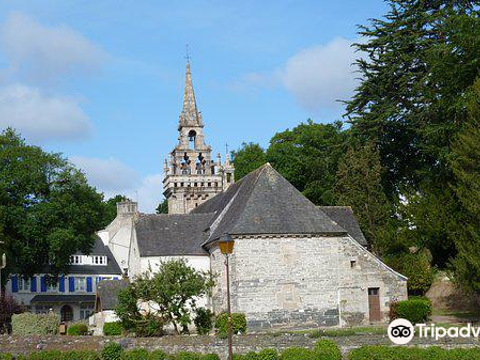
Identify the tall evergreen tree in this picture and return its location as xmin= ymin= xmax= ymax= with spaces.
xmin=450 ymin=78 xmax=480 ymax=292
xmin=333 ymin=143 xmax=392 ymax=253
xmin=346 ymin=0 xmax=480 ymax=267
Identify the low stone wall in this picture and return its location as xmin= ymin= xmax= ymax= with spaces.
xmin=1 ymin=334 xmax=479 ymax=359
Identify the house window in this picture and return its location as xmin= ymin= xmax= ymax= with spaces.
xmin=47 ymin=281 xmax=57 ymax=292
xmin=350 ymin=260 xmax=357 ymax=268
xmin=74 ymin=277 xmax=86 ymax=292
xmin=80 ymin=303 xmax=95 ymax=319
xmin=70 ymin=255 xmax=82 ymax=264
xmin=19 ymin=277 xmax=31 ymax=292
xmin=93 ymin=256 xmax=106 ymax=265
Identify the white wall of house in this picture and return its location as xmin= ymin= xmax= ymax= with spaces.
xmin=7 ymin=273 xmax=121 ymax=321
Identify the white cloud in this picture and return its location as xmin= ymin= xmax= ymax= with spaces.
xmin=71 ymin=156 xmax=140 ymax=192
xmin=135 ymin=174 xmax=163 ymax=213
xmin=278 ymin=37 xmax=360 ymax=114
xmin=71 ymin=156 xmax=163 ymax=213
xmin=1 ymin=11 xmax=107 ymax=83
xmin=0 ymin=84 xmax=92 ymax=141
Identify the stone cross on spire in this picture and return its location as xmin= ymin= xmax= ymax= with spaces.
xmin=179 ymin=58 xmax=202 ymax=128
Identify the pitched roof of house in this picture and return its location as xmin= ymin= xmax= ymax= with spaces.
xmin=69 ymin=237 xmax=123 ymax=275
xmin=134 ymin=213 xmax=213 ymax=256
xmin=96 ymin=279 xmax=129 ymax=311
xmin=31 ymin=294 xmax=96 ymax=303
xmin=192 ymin=163 xmax=347 ymax=246
xmin=319 ymin=206 xmax=368 ymax=246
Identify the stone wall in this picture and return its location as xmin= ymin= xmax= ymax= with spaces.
xmin=0 ymin=334 xmax=477 ymax=360
xmin=210 ymin=235 xmax=407 ymax=331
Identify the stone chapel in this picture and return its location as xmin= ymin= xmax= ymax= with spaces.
xmin=99 ymin=60 xmax=408 ymax=331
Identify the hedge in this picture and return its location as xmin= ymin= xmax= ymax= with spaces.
xmin=214 ymin=313 xmax=247 ymax=337
xmin=103 ymin=322 xmax=123 ymax=336
xmin=0 ymin=340 xmax=341 ymax=360
xmin=390 ymin=298 xmax=432 ymax=324
xmin=67 ymin=323 xmax=89 ymax=336
xmin=11 ymin=312 xmax=60 ymax=335
xmin=348 ymin=345 xmax=480 ymax=360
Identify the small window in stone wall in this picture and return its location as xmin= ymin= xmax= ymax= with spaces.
xmin=350 ymin=260 xmax=357 ymax=268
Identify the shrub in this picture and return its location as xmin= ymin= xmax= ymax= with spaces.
xmin=12 ymin=312 xmax=59 ymax=335
xmin=121 ymin=349 xmax=149 ymax=360
xmin=175 ymin=352 xmax=202 ymax=360
xmin=257 ymin=349 xmax=278 ymax=360
xmin=281 ymin=348 xmax=314 ymax=360
xmin=148 ymin=350 xmax=168 ymax=360
xmin=314 ymin=339 xmax=342 ymax=360
xmin=67 ymin=323 xmax=89 ymax=336
xmin=104 ymin=322 xmax=123 ymax=336
xmin=243 ymin=352 xmax=259 ymax=360
xmin=62 ymin=351 xmax=99 ymax=360
xmin=348 ymin=345 xmax=480 ymax=360
xmin=0 ymin=294 xmax=24 ymax=334
xmin=201 ymin=355 xmax=220 ymax=360
xmin=390 ymin=298 xmax=431 ymax=324
xmin=215 ymin=313 xmax=247 ymax=336
xmin=194 ymin=308 xmax=213 ymax=335
xmin=232 ymin=356 xmax=245 ymax=360
xmin=101 ymin=343 xmax=124 ymax=360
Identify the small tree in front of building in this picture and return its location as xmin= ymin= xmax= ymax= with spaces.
xmin=116 ymin=259 xmax=214 ymax=335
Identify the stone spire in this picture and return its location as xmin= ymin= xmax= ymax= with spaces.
xmin=179 ymin=60 xmax=202 ymax=128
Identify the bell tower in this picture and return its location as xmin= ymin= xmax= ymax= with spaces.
xmin=163 ymin=60 xmax=234 ymax=214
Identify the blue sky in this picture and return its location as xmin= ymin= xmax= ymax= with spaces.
xmin=0 ymin=1 xmax=388 ymax=212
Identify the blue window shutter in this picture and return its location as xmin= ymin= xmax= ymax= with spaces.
xmin=86 ymin=277 xmax=93 ymax=292
xmin=40 ymin=276 xmax=47 ymax=292
xmin=30 ymin=276 xmax=37 ymax=292
xmin=59 ymin=276 xmax=65 ymax=292
xmin=113 ymin=277 xmax=119 ymax=280
xmin=69 ymin=277 xmax=75 ymax=292
xmin=11 ymin=275 xmax=18 ymax=293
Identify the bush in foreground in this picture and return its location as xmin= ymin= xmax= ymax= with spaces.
xmin=67 ymin=323 xmax=89 ymax=336
xmin=11 ymin=312 xmax=59 ymax=335
xmin=103 ymin=322 xmax=123 ymax=336
xmin=215 ymin=313 xmax=247 ymax=337
xmin=390 ymin=298 xmax=431 ymax=324
xmin=348 ymin=345 xmax=480 ymax=360
xmin=101 ymin=343 xmax=123 ymax=360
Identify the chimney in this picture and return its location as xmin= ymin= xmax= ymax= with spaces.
xmin=116 ymin=201 xmax=138 ymax=217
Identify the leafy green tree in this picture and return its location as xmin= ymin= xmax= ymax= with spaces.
xmin=156 ymin=199 xmax=168 ymax=214
xmin=102 ymin=195 xmax=130 ymax=226
xmin=450 ymin=79 xmax=480 ymax=292
xmin=333 ymin=143 xmax=393 ymax=253
xmin=0 ymin=128 xmax=105 ymax=280
xmin=116 ymin=259 xmax=214 ymax=335
xmin=266 ymin=120 xmax=349 ymax=205
xmin=231 ymin=142 xmax=266 ymax=181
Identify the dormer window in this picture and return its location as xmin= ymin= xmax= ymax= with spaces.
xmin=70 ymin=255 xmax=82 ymax=265
xmin=92 ymin=256 xmax=107 ymax=265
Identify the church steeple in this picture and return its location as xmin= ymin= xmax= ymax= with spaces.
xmin=163 ymin=57 xmax=234 ymax=215
xmin=179 ymin=60 xmax=203 ymax=129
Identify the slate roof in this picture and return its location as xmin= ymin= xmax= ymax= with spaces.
xmin=41 ymin=237 xmax=123 ymax=275
xmin=193 ymin=163 xmax=347 ymax=246
xmin=96 ymin=279 xmax=129 ymax=311
xmin=319 ymin=206 xmax=368 ymax=246
xmin=31 ymin=295 xmax=96 ymax=303
xmin=134 ymin=213 xmax=214 ymax=256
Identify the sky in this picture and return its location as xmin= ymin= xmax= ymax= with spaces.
xmin=0 ymin=0 xmax=389 ymax=212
